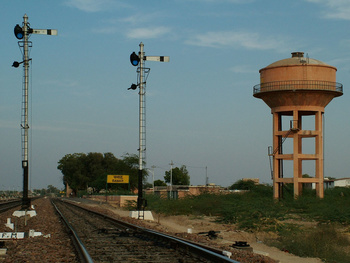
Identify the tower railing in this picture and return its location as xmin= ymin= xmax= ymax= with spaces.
xmin=253 ymin=80 xmax=343 ymax=95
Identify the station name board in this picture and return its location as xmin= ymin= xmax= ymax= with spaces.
xmin=107 ymin=175 xmax=129 ymax=184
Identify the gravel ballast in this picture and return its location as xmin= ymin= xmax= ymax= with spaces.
xmin=0 ymin=198 xmax=78 ymax=263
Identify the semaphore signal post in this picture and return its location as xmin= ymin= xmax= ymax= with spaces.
xmin=13 ymin=14 xmax=57 ymax=211
xmin=129 ymin=42 xmax=169 ymax=214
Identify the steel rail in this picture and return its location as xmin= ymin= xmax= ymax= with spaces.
xmin=55 ymin=198 xmax=239 ymax=263
xmin=0 ymin=197 xmax=40 ymax=213
xmin=51 ymin=200 xmax=94 ymax=263
xmin=143 ymin=227 xmax=239 ymax=262
xmin=0 ymin=200 xmax=22 ymax=213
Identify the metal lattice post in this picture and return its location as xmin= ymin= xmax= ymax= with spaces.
xmin=21 ymin=14 xmax=30 ymax=209
xmin=137 ymin=42 xmax=145 ymax=211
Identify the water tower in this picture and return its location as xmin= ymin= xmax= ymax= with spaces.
xmin=253 ymin=52 xmax=343 ymax=199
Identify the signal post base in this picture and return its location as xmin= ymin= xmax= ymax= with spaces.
xmin=129 ymin=210 xmax=154 ymax=221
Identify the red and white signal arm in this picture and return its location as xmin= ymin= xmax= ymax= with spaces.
xmin=144 ymin=56 xmax=170 ymax=62
xmin=32 ymin=29 xmax=58 ymax=35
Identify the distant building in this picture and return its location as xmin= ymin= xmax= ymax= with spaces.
xmin=324 ymin=178 xmax=334 ymax=189
xmin=312 ymin=178 xmax=350 ymax=190
xmin=145 ymin=184 xmax=223 ymax=199
xmin=334 ymin=178 xmax=350 ymax=187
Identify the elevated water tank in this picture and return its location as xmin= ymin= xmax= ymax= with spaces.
xmin=253 ymin=52 xmax=343 ymax=199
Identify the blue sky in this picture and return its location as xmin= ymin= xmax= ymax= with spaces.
xmin=1 ymin=0 xmax=349 ymax=191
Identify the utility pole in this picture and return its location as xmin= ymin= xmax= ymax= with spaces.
xmin=13 ymin=14 xmax=57 ymax=210
xmin=151 ymin=165 xmax=156 ymax=193
xmin=170 ymin=161 xmax=173 ymax=199
xmin=129 ymin=43 xmax=169 ymax=211
xmin=205 ymin=166 xmax=208 ymax=186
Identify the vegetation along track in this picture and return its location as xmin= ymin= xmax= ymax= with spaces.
xmin=52 ymin=199 xmax=238 ymax=263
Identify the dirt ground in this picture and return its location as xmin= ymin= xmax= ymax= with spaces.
xmin=91 ymin=203 xmax=323 ymax=263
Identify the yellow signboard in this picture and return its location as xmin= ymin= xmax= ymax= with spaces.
xmin=107 ymin=175 xmax=129 ymax=184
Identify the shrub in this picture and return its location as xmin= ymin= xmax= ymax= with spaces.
xmin=229 ymin=179 xmax=256 ymax=190
xmin=145 ymin=186 xmax=350 ymax=261
xmin=267 ymin=224 xmax=350 ymax=263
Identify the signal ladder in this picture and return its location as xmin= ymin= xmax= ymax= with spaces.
xmin=268 ymin=120 xmax=299 ymax=179
xmin=137 ymin=67 xmax=150 ymax=165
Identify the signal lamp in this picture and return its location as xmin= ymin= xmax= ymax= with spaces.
xmin=12 ymin=61 xmax=20 ymax=68
xmin=130 ymin=52 xmax=140 ymax=66
xmin=128 ymin=84 xmax=138 ymax=90
xmin=14 ymin=24 xmax=24 ymax=39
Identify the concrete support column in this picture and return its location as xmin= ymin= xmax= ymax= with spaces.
xmin=315 ymin=111 xmax=324 ymax=198
xmin=293 ymin=110 xmax=301 ymax=197
xmin=272 ymin=112 xmax=280 ymax=199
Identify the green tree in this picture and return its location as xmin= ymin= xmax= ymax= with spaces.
xmin=47 ymin=185 xmax=60 ymax=194
xmin=154 ymin=179 xmax=167 ymax=186
xmin=57 ymin=153 xmax=87 ymax=193
xmin=33 ymin=188 xmax=47 ymax=196
xmin=164 ymin=165 xmax=190 ymax=185
xmin=144 ymin=182 xmax=153 ymax=189
xmin=57 ymin=152 xmax=148 ymax=194
xmin=229 ymin=179 xmax=256 ymax=190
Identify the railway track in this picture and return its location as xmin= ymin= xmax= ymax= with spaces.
xmin=0 ymin=197 xmax=40 ymax=213
xmin=0 ymin=200 xmax=22 ymax=213
xmin=52 ymin=198 xmax=239 ymax=263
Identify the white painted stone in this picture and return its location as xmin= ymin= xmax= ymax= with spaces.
xmin=222 ymin=251 xmax=232 ymax=258
xmin=28 ymin=230 xmax=42 ymax=238
xmin=253 ymin=250 xmax=270 ymax=256
xmin=5 ymin=218 xmax=14 ymax=230
xmin=13 ymin=210 xmax=37 ymax=218
xmin=129 ymin=211 xmax=154 ymax=221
